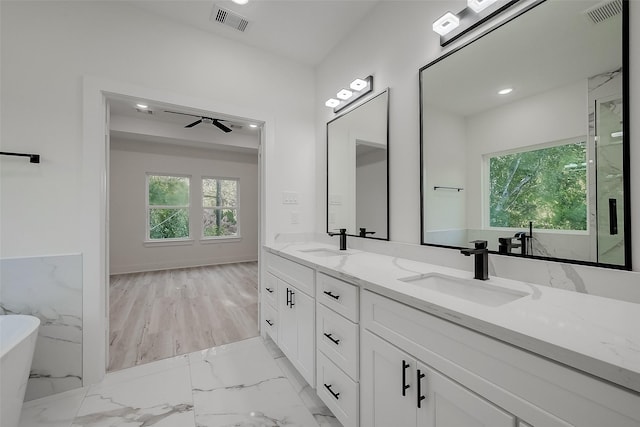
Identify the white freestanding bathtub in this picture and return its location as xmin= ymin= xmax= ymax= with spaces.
xmin=1 ymin=315 xmax=40 ymax=427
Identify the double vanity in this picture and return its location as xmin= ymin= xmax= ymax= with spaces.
xmin=261 ymin=242 xmax=640 ymax=427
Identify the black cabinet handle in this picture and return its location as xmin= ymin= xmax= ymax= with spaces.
xmin=324 ymin=383 xmax=340 ymax=400
xmin=417 ymin=369 xmax=426 ymax=408
xmin=402 ymin=360 xmax=410 ymax=396
xmin=289 ymin=289 xmax=295 ymax=308
xmin=265 ymin=287 xmax=274 ymax=293
xmin=323 ymin=333 xmax=340 ymax=346
xmin=286 ymin=288 xmax=291 ymax=307
xmin=265 ymin=319 xmax=273 ymax=326
xmin=323 ymin=290 xmax=340 ymax=300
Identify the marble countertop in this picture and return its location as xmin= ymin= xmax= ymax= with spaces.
xmin=265 ymin=241 xmax=640 ymax=394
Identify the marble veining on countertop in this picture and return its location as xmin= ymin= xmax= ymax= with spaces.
xmin=265 ymin=241 xmax=640 ymax=395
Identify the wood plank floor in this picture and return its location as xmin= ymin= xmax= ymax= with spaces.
xmin=108 ymin=262 xmax=259 ymax=372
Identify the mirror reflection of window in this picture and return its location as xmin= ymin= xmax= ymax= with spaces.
xmin=419 ymin=0 xmax=628 ymax=268
xmin=486 ymin=138 xmax=587 ymax=232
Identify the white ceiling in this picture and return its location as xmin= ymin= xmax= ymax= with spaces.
xmin=422 ymin=0 xmax=622 ymax=117
xmin=129 ymin=0 xmax=380 ymax=66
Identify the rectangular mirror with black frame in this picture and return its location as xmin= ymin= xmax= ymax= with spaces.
xmin=327 ymin=89 xmax=389 ymax=240
xmin=420 ymin=0 xmax=630 ymax=268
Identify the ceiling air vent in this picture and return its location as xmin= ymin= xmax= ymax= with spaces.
xmin=210 ymin=5 xmax=250 ymax=32
xmin=584 ymin=0 xmax=622 ymax=24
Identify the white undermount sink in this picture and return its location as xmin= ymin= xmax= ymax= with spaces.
xmin=398 ymin=273 xmax=528 ymax=307
xmin=298 ymin=248 xmax=348 ymax=257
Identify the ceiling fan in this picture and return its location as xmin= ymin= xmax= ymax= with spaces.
xmin=164 ymin=110 xmax=232 ymax=133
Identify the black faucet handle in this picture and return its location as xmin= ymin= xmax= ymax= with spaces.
xmin=469 ymin=240 xmax=488 ymax=250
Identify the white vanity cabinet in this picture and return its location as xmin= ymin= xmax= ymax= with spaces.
xmin=316 ymin=272 xmax=360 ymax=427
xmin=264 ymin=252 xmax=315 ymax=388
xmin=361 ymin=330 xmax=514 ymax=427
xmin=261 ymin=272 xmax=278 ymax=342
xmin=361 ymin=290 xmax=640 ymax=427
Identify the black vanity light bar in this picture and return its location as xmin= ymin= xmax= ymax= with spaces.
xmin=0 ymin=151 xmax=41 ymax=164
xmin=325 ymin=75 xmax=374 ymax=114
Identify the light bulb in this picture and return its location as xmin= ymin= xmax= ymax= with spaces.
xmin=336 ymin=89 xmax=353 ymax=100
xmin=433 ymin=12 xmax=460 ymax=36
xmin=325 ymin=99 xmax=340 ymax=108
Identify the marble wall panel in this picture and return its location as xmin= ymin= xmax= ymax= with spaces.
xmin=0 ymin=254 xmax=83 ymax=400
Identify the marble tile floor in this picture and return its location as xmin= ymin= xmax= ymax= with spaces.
xmin=19 ymin=336 xmax=342 ymax=427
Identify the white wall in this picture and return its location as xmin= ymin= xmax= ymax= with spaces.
xmin=109 ymin=138 xmax=259 ymax=274
xmin=1 ymin=0 xmax=317 ymax=385
xmin=0 ymin=0 xmax=317 ymax=259
xmin=317 ymin=0 xmax=640 ymax=277
xmin=423 ymin=105 xmax=467 ymax=239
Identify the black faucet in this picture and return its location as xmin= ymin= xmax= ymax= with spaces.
xmin=328 ymin=228 xmax=347 ymax=250
xmin=514 ymin=232 xmax=528 ymax=256
xmin=359 ymin=228 xmax=376 ymax=238
xmin=460 ymin=240 xmax=489 ymax=280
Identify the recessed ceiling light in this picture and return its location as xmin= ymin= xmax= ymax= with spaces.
xmin=498 ymin=88 xmax=513 ymax=95
xmin=136 ymin=103 xmax=149 ymax=109
xmin=249 ymin=124 xmax=258 ymax=128
xmin=325 ymin=99 xmax=340 ymax=108
xmin=232 ymin=0 xmax=249 ymax=4
xmin=432 ymin=12 xmax=460 ymax=36
xmin=336 ymin=89 xmax=353 ymax=100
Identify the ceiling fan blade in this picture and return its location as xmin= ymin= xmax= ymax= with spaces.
xmin=164 ymin=110 xmax=201 ymax=118
xmin=185 ymin=119 xmax=202 ymax=128
xmin=213 ymin=119 xmax=232 ymax=133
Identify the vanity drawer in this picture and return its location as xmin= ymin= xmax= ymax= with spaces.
xmin=266 ymin=252 xmax=314 ymax=296
xmin=263 ymin=272 xmax=278 ymax=307
xmin=316 ymin=303 xmax=359 ymax=380
xmin=262 ymin=302 xmax=278 ymax=343
xmin=317 ymin=351 xmax=359 ymax=427
xmin=316 ymin=272 xmax=358 ymax=322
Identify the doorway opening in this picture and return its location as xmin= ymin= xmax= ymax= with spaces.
xmin=106 ymin=96 xmax=262 ymax=371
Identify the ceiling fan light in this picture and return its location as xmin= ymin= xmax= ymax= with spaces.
xmin=433 ymin=12 xmax=460 ymax=36
xmin=350 ymin=78 xmax=368 ymax=91
xmin=467 ymin=0 xmax=498 ymax=13
xmin=325 ymin=98 xmax=340 ymax=108
xmin=336 ymin=89 xmax=353 ymax=100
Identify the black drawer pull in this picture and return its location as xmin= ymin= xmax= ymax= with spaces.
xmin=417 ymin=369 xmax=426 ymax=408
xmin=265 ymin=287 xmax=274 ymax=293
xmin=265 ymin=319 xmax=273 ymax=326
xmin=323 ymin=290 xmax=340 ymax=300
xmin=324 ymin=333 xmax=340 ymax=346
xmin=286 ymin=288 xmax=291 ymax=306
xmin=324 ymin=383 xmax=340 ymax=400
xmin=402 ymin=360 xmax=410 ymax=396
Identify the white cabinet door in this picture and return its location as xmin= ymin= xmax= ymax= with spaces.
xmin=361 ymin=330 xmax=418 ymax=427
xmin=294 ymin=287 xmax=315 ymax=387
xmin=276 ymin=279 xmax=316 ymax=387
xmin=417 ymin=362 xmax=515 ymax=427
xmin=277 ymin=280 xmax=297 ymax=360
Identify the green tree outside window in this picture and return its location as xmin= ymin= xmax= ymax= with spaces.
xmin=488 ymin=140 xmax=587 ymax=230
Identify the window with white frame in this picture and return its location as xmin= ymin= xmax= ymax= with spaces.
xmin=202 ymin=177 xmax=239 ymax=238
xmin=147 ymin=174 xmax=191 ymax=240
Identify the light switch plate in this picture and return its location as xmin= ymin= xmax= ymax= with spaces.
xmin=282 ymin=191 xmax=299 ymax=204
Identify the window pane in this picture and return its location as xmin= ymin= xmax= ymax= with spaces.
xmin=202 ymin=178 xmax=237 ymax=207
xmin=203 ymin=208 xmax=238 ymax=237
xmin=148 ymin=176 xmax=189 ymax=206
xmin=489 ymin=141 xmax=587 ymax=230
xmin=149 ymin=208 xmax=189 ymax=239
